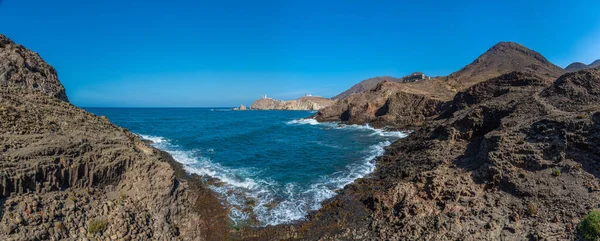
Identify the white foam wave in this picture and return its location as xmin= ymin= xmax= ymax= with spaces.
xmin=138 ymin=134 xmax=167 ymax=144
xmin=286 ymin=118 xmax=320 ymax=125
xmin=137 ymin=130 xmax=401 ymax=227
xmin=286 ymin=118 xmax=408 ymax=138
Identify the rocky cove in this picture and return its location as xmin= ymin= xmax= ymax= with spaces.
xmin=2 ymin=32 xmax=600 ymax=241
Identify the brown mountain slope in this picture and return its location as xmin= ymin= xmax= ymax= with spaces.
xmin=245 ymin=69 xmax=600 ymax=240
xmin=446 ymin=42 xmax=564 ymax=88
xmin=566 ymin=62 xmax=589 ymax=72
xmin=0 ymin=35 xmax=228 ymax=240
xmin=333 ymin=76 xmax=401 ymax=100
xmin=316 ymin=42 xmax=565 ymax=128
xmin=565 ymin=59 xmax=600 ymax=72
xmin=333 ymin=72 xmax=431 ymax=100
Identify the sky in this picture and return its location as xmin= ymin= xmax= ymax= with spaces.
xmin=1 ymin=0 xmax=599 ymax=107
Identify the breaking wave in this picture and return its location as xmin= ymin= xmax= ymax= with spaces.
xmin=138 ymin=120 xmax=405 ymax=226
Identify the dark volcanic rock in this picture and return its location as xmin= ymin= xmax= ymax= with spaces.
xmin=0 ymin=34 xmax=68 ymax=102
xmin=441 ymin=72 xmax=550 ymax=117
xmin=541 ymin=68 xmax=600 ymax=112
xmin=0 ymin=35 xmax=228 ymax=240
xmin=247 ymin=69 xmax=600 ymax=240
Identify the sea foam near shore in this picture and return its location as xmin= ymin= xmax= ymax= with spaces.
xmin=139 ymin=119 xmax=405 ymax=226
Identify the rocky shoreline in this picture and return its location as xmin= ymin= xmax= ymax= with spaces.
xmin=3 ymin=32 xmax=600 ymax=241
xmin=240 ymin=69 xmax=600 ymax=240
xmin=0 ymin=35 xmax=228 ymax=240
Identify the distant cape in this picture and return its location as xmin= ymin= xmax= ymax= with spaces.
xmin=248 ymin=95 xmax=334 ymax=110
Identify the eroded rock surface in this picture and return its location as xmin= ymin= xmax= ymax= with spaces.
xmin=316 ymin=81 xmax=445 ymax=128
xmin=245 ymin=69 xmax=600 ymax=240
xmin=0 ymin=35 xmax=228 ymax=241
xmin=0 ymin=35 xmax=68 ymax=102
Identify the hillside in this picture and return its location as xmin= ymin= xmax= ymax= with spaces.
xmin=316 ymin=42 xmax=566 ymax=128
xmin=566 ymin=59 xmax=600 ymax=72
xmin=446 ymin=42 xmax=564 ymax=88
xmin=0 ymin=34 xmax=228 ymax=240
xmin=333 ymin=72 xmax=431 ymax=100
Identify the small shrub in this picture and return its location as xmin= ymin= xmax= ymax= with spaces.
xmin=552 ymin=169 xmax=561 ymax=177
xmin=577 ymin=113 xmax=586 ymax=119
xmin=88 ymin=218 xmax=108 ymax=234
xmin=527 ymin=202 xmax=538 ymax=216
xmin=578 ymin=210 xmax=600 ymax=241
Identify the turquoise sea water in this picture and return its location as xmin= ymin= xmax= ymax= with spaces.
xmin=85 ymin=108 xmax=405 ymax=226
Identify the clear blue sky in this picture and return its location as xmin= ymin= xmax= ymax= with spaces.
xmin=1 ymin=0 xmax=599 ymax=107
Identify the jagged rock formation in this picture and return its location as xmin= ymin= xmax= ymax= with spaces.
xmin=333 ymin=72 xmax=431 ymax=100
xmin=565 ymin=60 xmax=600 ymax=72
xmin=250 ymin=96 xmax=334 ymax=110
xmin=0 ymin=34 xmax=228 ymax=240
xmin=316 ymin=81 xmax=445 ymax=128
xmin=244 ymin=69 xmax=600 ymax=240
xmin=316 ymin=42 xmax=565 ymax=128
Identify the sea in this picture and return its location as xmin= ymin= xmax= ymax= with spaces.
xmin=85 ymin=108 xmax=406 ymax=226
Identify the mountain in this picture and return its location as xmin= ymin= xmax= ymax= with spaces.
xmin=446 ymin=42 xmax=564 ymax=88
xmin=565 ymin=62 xmax=588 ymax=72
xmin=316 ymin=42 xmax=565 ymax=128
xmin=332 ymin=42 xmax=564 ymax=101
xmin=332 ymin=72 xmax=431 ymax=100
xmin=0 ymin=34 xmax=228 ymax=240
xmin=249 ymin=95 xmax=334 ymax=110
xmin=565 ymin=59 xmax=600 ymax=72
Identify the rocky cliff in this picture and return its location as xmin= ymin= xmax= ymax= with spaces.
xmin=316 ymin=81 xmax=445 ymax=128
xmin=244 ymin=68 xmax=600 ymax=240
xmin=250 ymin=96 xmax=334 ymax=110
xmin=316 ymin=42 xmax=566 ymax=129
xmin=0 ymin=34 xmax=228 ymax=241
xmin=0 ymin=35 xmax=68 ymax=102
